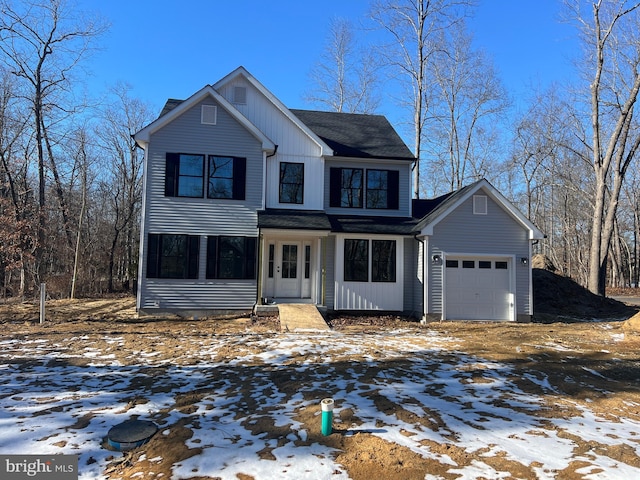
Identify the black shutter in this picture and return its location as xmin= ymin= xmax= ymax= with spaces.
xmin=329 ymin=168 xmax=341 ymax=207
xmin=245 ymin=237 xmax=257 ymax=279
xmin=187 ymin=236 xmax=200 ymax=279
xmin=206 ymin=236 xmax=217 ymax=279
xmin=388 ymin=170 xmax=399 ymax=210
xmin=165 ymin=153 xmax=179 ymax=196
xmin=147 ymin=234 xmax=159 ymax=278
xmin=233 ymin=157 xmax=246 ymax=200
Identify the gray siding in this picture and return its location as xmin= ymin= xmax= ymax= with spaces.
xmin=403 ymin=237 xmax=421 ymax=315
xmin=427 ymin=192 xmax=531 ymax=316
xmin=324 ymin=159 xmax=412 ymax=216
xmin=139 ymin=99 xmax=264 ymax=311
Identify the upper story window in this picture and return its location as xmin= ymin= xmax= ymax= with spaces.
xmin=147 ymin=234 xmax=199 ymax=279
xmin=165 ymin=153 xmax=204 ymax=197
xmin=279 ymin=162 xmax=304 ymax=204
xmin=473 ymin=195 xmax=488 ymax=215
xmin=208 ymin=156 xmax=246 ymax=200
xmin=165 ymin=153 xmax=246 ymax=200
xmin=330 ymin=167 xmax=399 ymax=210
xmin=340 ymin=168 xmax=363 ymax=207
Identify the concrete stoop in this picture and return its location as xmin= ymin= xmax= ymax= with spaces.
xmin=277 ymin=304 xmax=331 ymax=332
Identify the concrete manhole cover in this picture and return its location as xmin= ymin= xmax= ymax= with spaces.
xmin=107 ymin=419 xmax=158 ymax=451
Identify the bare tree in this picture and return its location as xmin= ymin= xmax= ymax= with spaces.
xmin=426 ymin=22 xmax=510 ymax=193
xmin=0 ymin=0 xmax=107 ymax=282
xmin=370 ymin=0 xmax=474 ymax=199
xmin=96 ymin=84 xmax=153 ymax=293
xmin=565 ymin=0 xmax=640 ymax=295
xmin=305 ymin=17 xmax=380 ymax=114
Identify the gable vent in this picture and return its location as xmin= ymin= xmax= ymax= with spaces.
xmin=201 ymin=105 xmax=217 ymax=125
xmin=233 ymin=86 xmax=247 ymax=104
xmin=473 ymin=195 xmax=487 ymax=215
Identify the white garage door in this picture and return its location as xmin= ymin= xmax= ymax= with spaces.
xmin=445 ymin=257 xmax=512 ymax=321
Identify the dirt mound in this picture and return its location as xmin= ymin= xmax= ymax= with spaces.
xmin=533 ymin=268 xmax=634 ymax=321
xmin=622 ymin=311 xmax=640 ymax=333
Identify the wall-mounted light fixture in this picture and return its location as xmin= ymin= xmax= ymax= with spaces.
xmin=520 ymin=257 xmax=529 ymax=265
xmin=432 ymin=254 xmax=441 ymax=264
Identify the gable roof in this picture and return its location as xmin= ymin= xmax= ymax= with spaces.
xmin=133 ymin=85 xmax=276 ymax=153
xmin=414 ymin=179 xmax=545 ymax=240
xmin=290 ymin=109 xmax=415 ymax=161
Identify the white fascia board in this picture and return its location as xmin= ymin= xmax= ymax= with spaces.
xmin=133 ymin=84 xmax=275 ymax=153
xmin=214 ymin=66 xmax=334 ymax=157
xmin=421 ymin=179 xmax=545 ymax=240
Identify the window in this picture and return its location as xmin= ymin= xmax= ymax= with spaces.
xmin=366 ymin=170 xmax=388 ymax=208
xmin=206 ymin=236 xmax=257 ymax=279
xmin=495 ymin=261 xmax=508 ymax=269
xmin=268 ymin=244 xmax=275 ymax=278
xmin=282 ymin=244 xmax=298 ymax=278
xmin=208 ymin=156 xmax=246 ymax=200
xmin=336 ymin=168 xmax=363 ymax=207
xmin=279 ymin=162 xmax=304 ymax=204
xmin=344 ymin=239 xmax=368 ymax=282
xmin=147 ymin=234 xmax=199 ymax=279
xmin=304 ymin=245 xmax=311 ymax=279
xmin=165 ymin=153 xmax=204 ymax=197
xmin=479 ymin=261 xmax=492 ymax=269
xmin=463 ymin=260 xmax=475 ymax=268
xmin=446 ymin=260 xmax=459 ymax=268
xmin=372 ymin=240 xmax=396 ymax=282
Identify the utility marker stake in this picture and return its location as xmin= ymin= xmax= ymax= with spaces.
xmin=39 ymin=283 xmax=46 ymax=324
xmin=321 ymin=398 xmax=334 ymax=436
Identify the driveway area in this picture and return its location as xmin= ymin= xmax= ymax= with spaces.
xmin=0 ymin=299 xmax=639 ymax=479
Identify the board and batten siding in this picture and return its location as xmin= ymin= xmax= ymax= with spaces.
xmin=426 ymin=193 xmax=532 ymax=317
xmin=324 ymin=159 xmax=412 ymax=217
xmin=139 ymin=98 xmax=264 ymax=312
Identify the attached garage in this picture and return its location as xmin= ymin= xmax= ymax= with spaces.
xmin=444 ymin=256 xmax=514 ymax=321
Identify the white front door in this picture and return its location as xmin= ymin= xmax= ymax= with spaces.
xmin=276 ymin=242 xmax=301 ymax=298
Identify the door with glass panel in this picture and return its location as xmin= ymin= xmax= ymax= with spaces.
xmin=275 ymin=242 xmax=301 ymax=297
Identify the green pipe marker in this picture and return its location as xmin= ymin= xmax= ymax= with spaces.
xmin=321 ymin=398 xmax=334 ymax=436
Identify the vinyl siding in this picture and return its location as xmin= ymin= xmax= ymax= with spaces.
xmin=324 ymin=159 xmax=412 ymax=216
xmin=324 ymin=235 xmax=336 ymax=309
xmin=426 ymin=192 xmax=531 ymax=316
xmin=139 ymin=98 xmax=264 ymax=311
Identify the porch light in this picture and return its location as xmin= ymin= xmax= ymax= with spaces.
xmin=520 ymin=257 xmax=529 ymax=265
xmin=431 ymin=254 xmax=441 ymax=264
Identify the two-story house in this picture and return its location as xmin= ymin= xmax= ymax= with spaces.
xmin=134 ymin=66 xmax=543 ymax=322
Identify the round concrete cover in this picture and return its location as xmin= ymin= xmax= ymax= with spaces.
xmin=108 ymin=419 xmax=158 ymax=451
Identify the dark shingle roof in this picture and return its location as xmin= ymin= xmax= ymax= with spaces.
xmin=159 ymin=98 xmax=183 ymax=117
xmin=290 ymin=109 xmax=415 ymax=161
xmin=258 ymin=210 xmax=331 ymax=231
xmin=329 ymin=215 xmax=417 ymax=235
xmin=413 ymin=181 xmax=482 ymax=231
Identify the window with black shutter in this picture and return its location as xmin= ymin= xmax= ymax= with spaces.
xmin=147 ymin=234 xmax=199 ymax=279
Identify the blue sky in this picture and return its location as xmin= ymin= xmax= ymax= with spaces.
xmin=87 ymin=1 xmax=577 ymax=121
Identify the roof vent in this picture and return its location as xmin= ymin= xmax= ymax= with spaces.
xmin=473 ymin=195 xmax=487 ymax=215
xmin=201 ymin=105 xmax=217 ymax=125
xmin=233 ymin=86 xmax=247 ymax=104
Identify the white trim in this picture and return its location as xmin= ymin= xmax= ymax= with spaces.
xmin=420 ymin=179 xmax=544 ymax=240
xmin=473 ymin=194 xmax=487 ymax=215
xmin=134 ymin=84 xmax=275 ymax=153
xmin=214 ymin=67 xmax=334 ymax=157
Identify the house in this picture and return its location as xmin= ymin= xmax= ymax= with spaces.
xmin=134 ymin=66 xmax=544 ymax=322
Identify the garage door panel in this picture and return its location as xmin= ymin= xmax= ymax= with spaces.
xmin=445 ymin=257 xmax=512 ymax=321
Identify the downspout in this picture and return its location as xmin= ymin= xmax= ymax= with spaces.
xmin=414 ymin=233 xmax=427 ymax=323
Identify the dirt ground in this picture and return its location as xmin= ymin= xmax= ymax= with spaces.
xmin=1 ymin=270 xmax=640 ymax=479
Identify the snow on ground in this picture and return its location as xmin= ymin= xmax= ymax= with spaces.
xmin=0 ymin=329 xmax=639 ymax=479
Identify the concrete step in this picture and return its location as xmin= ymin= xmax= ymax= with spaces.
xmin=277 ymin=304 xmax=331 ymax=332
